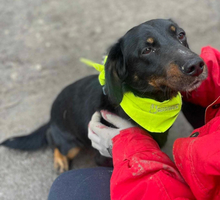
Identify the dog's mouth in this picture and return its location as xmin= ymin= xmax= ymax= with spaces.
xmin=161 ymin=63 xmax=208 ymax=95
xmin=185 ymin=79 xmax=202 ymax=92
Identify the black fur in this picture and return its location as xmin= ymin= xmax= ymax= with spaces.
xmin=1 ymin=19 xmax=207 ymax=166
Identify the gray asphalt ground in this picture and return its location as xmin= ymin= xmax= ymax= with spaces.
xmin=0 ymin=0 xmax=220 ymax=199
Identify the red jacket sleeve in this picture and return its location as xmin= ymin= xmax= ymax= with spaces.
xmin=110 ymin=127 xmax=195 ymax=200
xmin=173 ymin=116 xmax=220 ymax=200
xmin=182 ymin=46 xmax=220 ymax=107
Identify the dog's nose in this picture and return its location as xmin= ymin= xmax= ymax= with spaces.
xmin=182 ymin=59 xmax=205 ymax=76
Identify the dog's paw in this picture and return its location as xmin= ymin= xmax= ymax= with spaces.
xmin=54 ymin=148 xmax=69 ymax=173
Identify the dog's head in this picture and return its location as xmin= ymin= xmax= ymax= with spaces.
xmin=105 ymin=19 xmax=207 ymax=103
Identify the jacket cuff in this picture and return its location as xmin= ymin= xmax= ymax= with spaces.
xmin=112 ymin=127 xmax=160 ymax=166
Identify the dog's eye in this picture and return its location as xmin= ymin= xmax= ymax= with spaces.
xmin=142 ymin=47 xmax=152 ymax=55
xmin=178 ymin=32 xmax=185 ymax=40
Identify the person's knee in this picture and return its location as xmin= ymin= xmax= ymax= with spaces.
xmin=48 ymin=168 xmax=112 ymax=200
xmin=48 ymin=171 xmax=73 ymax=200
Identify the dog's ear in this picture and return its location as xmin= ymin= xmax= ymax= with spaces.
xmin=105 ymin=40 xmax=127 ymax=104
xmin=168 ymin=18 xmax=176 ymax=23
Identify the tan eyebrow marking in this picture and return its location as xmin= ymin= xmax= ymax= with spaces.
xmin=170 ymin=25 xmax=176 ymax=32
xmin=147 ymin=37 xmax=154 ymax=44
xmin=133 ymin=74 xmax=139 ymax=81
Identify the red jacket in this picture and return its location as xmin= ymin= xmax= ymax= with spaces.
xmin=110 ymin=46 xmax=220 ymax=200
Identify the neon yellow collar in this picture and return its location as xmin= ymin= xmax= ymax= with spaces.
xmin=80 ymin=57 xmax=106 ymax=86
xmin=80 ymin=57 xmax=182 ymax=133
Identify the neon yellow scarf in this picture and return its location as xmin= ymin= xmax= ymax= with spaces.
xmin=80 ymin=57 xmax=182 ymax=133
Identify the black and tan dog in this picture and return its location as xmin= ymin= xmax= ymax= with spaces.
xmin=1 ymin=19 xmax=207 ymax=173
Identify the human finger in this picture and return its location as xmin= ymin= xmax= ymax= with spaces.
xmin=91 ymin=141 xmax=102 ymax=151
xmin=90 ymin=122 xmax=116 ymax=138
xmin=88 ymin=128 xmax=100 ymax=144
xmin=100 ymin=110 xmax=133 ymax=128
xmin=90 ymin=111 xmax=102 ymax=123
xmin=99 ymin=149 xmax=112 ymax=158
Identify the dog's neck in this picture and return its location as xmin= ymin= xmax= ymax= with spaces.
xmin=124 ymin=85 xmax=179 ymax=102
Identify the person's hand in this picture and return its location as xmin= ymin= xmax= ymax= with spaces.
xmin=88 ymin=110 xmax=134 ymax=157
